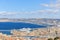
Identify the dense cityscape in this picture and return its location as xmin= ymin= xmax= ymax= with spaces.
xmin=0 ymin=18 xmax=60 ymax=40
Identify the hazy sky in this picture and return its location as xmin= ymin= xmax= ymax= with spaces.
xmin=0 ymin=0 xmax=60 ymax=19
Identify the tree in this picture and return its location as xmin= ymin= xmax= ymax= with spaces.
xmin=54 ymin=37 xmax=60 ymax=40
xmin=48 ymin=38 xmax=53 ymax=40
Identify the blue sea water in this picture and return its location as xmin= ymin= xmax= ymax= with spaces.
xmin=0 ymin=22 xmax=46 ymax=35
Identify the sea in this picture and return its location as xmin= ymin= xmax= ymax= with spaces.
xmin=0 ymin=22 xmax=46 ymax=35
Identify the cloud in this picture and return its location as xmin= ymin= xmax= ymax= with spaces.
xmin=0 ymin=11 xmax=19 ymax=15
xmin=41 ymin=4 xmax=49 ymax=7
xmin=40 ymin=0 xmax=60 ymax=14
xmin=41 ymin=0 xmax=60 ymax=8
xmin=0 ymin=0 xmax=60 ymax=18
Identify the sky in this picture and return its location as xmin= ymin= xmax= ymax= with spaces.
xmin=0 ymin=0 xmax=60 ymax=19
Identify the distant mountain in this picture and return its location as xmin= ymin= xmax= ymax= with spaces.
xmin=0 ymin=18 xmax=60 ymax=25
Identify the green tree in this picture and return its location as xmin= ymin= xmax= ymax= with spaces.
xmin=54 ymin=37 xmax=60 ymax=40
xmin=48 ymin=38 xmax=53 ymax=40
